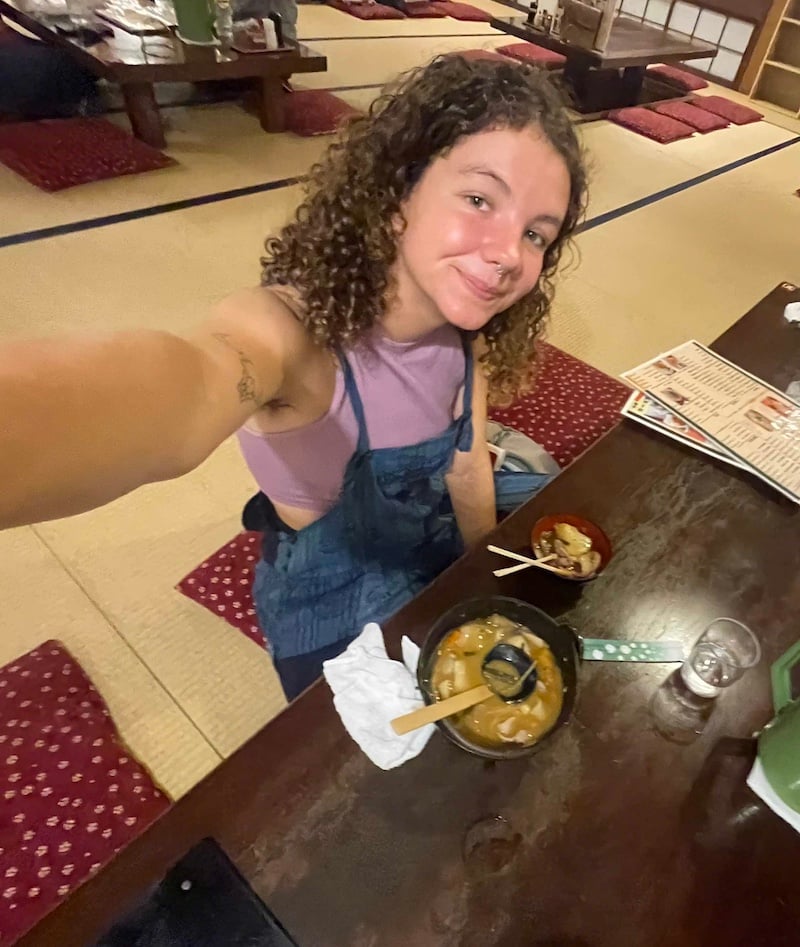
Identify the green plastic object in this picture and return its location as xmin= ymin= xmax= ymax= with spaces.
xmin=758 ymin=639 xmax=800 ymax=813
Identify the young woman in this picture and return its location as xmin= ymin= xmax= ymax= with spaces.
xmin=0 ymin=56 xmax=587 ymax=700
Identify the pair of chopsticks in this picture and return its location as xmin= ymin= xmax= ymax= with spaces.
xmin=488 ymin=544 xmax=572 ymax=578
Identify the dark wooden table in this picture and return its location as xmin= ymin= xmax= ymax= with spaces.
xmin=490 ymin=14 xmax=715 ymax=114
xmin=22 ymin=283 xmax=800 ymax=946
xmin=0 ymin=1 xmax=326 ymax=146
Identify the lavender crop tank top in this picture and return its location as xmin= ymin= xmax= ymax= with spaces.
xmin=236 ymin=324 xmax=467 ymax=514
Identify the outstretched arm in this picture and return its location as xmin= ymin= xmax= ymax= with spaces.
xmin=0 ymin=288 xmax=301 ymax=528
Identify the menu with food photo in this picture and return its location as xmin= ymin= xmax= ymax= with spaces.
xmin=622 ymin=341 xmax=800 ymax=504
xmin=621 ymin=391 xmax=747 ymax=470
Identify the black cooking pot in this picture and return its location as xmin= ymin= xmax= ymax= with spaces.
xmin=417 ymin=596 xmax=580 ymax=760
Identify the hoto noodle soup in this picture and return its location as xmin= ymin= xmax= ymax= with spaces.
xmin=430 ymin=613 xmax=563 ymax=748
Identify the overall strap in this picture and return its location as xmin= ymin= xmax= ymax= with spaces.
xmin=461 ymin=333 xmax=474 ymax=418
xmin=456 ymin=333 xmax=475 ymax=452
xmin=337 ymin=349 xmax=370 ymax=453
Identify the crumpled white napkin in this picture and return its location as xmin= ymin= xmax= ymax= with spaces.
xmin=323 ymin=623 xmax=434 ymax=770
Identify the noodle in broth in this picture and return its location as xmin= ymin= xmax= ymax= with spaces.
xmin=430 ymin=614 xmax=563 ymax=748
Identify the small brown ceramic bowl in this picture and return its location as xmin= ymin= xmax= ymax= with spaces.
xmin=531 ymin=513 xmax=613 ymax=582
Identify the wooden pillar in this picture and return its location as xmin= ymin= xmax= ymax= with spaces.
xmin=739 ymin=0 xmax=788 ymax=94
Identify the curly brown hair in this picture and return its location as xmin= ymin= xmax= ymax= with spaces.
xmin=261 ymin=55 xmax=587 ymax=405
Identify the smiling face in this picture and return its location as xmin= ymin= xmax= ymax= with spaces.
xmin=392 ymin=125 xmax=572 ymax=334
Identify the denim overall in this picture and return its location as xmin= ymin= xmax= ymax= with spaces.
xmin=250 ymin=339 xmax=552 ymax=700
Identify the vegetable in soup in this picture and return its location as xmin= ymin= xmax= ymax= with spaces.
xmin=430 ymin=613 xmax=563 ymax=747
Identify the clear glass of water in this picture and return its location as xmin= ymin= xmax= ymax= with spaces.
xmin=650 ymin=618 xmax=760 ymax=743
xmin=681 ymin=618 xmax=761 ymax=697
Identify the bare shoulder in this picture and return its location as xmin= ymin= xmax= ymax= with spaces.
xmin=210 ymin=286 xmax=313 ymax=361
xmin=188 ymin=286 xmax=323 ymax=411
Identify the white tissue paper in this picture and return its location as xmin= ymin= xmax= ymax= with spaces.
xmin=323 ymin=623 xmax=434 ymax=770
xmin=746 ymin=757 xmax=800 ymax=835
xmin=784 ymin=302 xmax=800 ymax=325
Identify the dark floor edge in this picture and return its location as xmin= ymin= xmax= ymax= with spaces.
xmin=0 ymin=176 xmax=302 ymax=250
xmin=2 ymin=132 xmax=798 ymax=250
xmin=318 ymin=81 xmax=384 ymax=92
xmin=578 ymin=134 xmax=800 ymax=233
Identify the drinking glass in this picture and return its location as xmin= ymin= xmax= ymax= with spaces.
xmin=650 ymin=618 xmax=760 ymax=743
xmin=681 ymin=618 xmax=761 ymax=697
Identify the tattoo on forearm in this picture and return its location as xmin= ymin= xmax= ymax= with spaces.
xmin=212 ymin=333 xmax=259 ymax=405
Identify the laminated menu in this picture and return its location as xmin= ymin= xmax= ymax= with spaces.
xmin=620 ymin=390 xmax=747 ymax=470
xmin=621 ymin=341 xmax=800 ymax=504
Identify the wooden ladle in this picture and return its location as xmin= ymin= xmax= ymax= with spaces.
xmin=391 ymin=643 xmax=539 ymax=736
xmin=391 ymin=684 xmax=492 ymax=736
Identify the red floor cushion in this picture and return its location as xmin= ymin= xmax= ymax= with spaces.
xmin=178 ymin=532 xmax=265 ymax=648
xmin=177 ymin=344 xmax=629 ymax=646
xmin=652 ymin=100 xmax=729 ymax=133
xmin=432 ymin=1 xmax=491 ymax=20
xmin=449 ymin=48 xmax=507 ymax=62
xmin=497 ymin=41 xmax=566 ymax=69
xmin=608 ymin=106 xmax=695 ymax=143
xmin=0 ymin=118 xmax=174 ymax=191
xmin=403 ymin=1 xmax=448 ymax=15
xmin=284 ymin=89 xmax=361 ymax=137
xmin=688 ymin=94 xmax=763 ymax=126
xmin=488 ymin=342 xmax=629 ymax=469
xmin=647 ymin=63 xmax=708 ymax=92
xmin=327 ymin=0 xmax=406 ymax=18
xmin=0 ymin=641 xmax=170 ymax=943
xmin=177 ymin=532 xmax=265 ymax=648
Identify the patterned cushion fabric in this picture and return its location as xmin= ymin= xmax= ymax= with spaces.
xmin=284 ymin=89 xmax=360 ymax=137
xmin=431 ymin=1 xmax=491 ymax=20
xmin=0 ymin=118 xmax=174 ymax=191
xmin=488 ymin=343 xmax=629 ymax=469
xmin=652 ymin=100 xmax=729 ymax=133
xmin=608 ymin=106 xmax=695 ymax=143
xmin=688 ymin=94 xmax=763 ymax=126
xmin=177 ymin=532 xmax=266 ymax=648
xmin=647 ymin=63 xmax=708 ymax=92
xmin=0 ymin=641 xmax=170 ymax=943
xmin=327 ymin=0 xmax=406 ymax=18
xmin=177 ymin=344 xmax=630 ymax=644
xmin=497 ymin=41 xmax=566 ymax=69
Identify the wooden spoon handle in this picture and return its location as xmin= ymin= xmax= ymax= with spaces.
xmin=390 ymin=685 xmax=492 ymax=736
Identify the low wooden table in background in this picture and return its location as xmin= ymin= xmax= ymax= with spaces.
xmin=21 ymin=284 xmax=800 ymax=946
xmin=490 ymin=14 xmax=715 ymax=114
xmin=0 ymin=1 xmax=327 ymax=147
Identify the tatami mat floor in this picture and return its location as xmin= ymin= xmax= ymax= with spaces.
xmin=2 ymin=4 xmax=799 ymax=798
